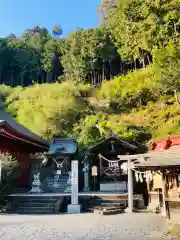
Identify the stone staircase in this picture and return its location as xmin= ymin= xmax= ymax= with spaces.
xmin=90 ymin=195 xmax=127 ymax=214
xmin=9 ymin=195 xmax=67 ymax=214
xmin=88 ymin=195 xmax=142 ymax=215
xmin=6 ymin=174 xmax=71 ymax=214
xmin=46 ymin=174 xmax=69 ymax=192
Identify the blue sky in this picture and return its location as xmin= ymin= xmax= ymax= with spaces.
xmin=0 ymin=0 xmax=100 ymax=37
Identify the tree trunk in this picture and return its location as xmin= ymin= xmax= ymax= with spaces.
xmin=120 ymin=61 xmax=122 ymax=74
xmin=10 ymin=75 xmax=13 ymax=86
xmin=142 ymin=59 xmax=146 ymax=68
xmin=109 ymin=61 xmax=112 ymax=80
xmin=102 ymin=63 xmax=105 ymax=81
xmin=21 ymin=75 xmax=24 ymax=86
xmin=174 ymin=89 xmax=180 ymax=105
xmin=147 ymin=54 xmax=151 ymax=65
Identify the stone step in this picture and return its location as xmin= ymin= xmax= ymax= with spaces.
xmin=17 ymin=205 xmax=55 ymax=209
xmin=92 ymin=195 xmax=128 ymax=200
xmin=47 ymin=184 xmax=68 ymax=188
xmin=13 ymin=188 xmax=30 ymax=194
xmin=102 ymin=209 xmax=124 ymax=215
xmin=46 ymin=177 xmax=68 ymax=181
xmin=17 ymin=202 xmax=55 ymax=207
xmin=93 ymin=206 xmax=124 ymax=215
xmin=16 ymin=207 xmax=55 ymax=214
xmin=14 ymin=198 xmax=62 ymax=203
xmin=46 ymin=179 xmax=67 ymax=182
xmin=94 ymin=206 xmax=124 ymax=211
xmin=47 ymin=181 xmax=67 ymax=184
xmin=46 ymin=182 xmax=68 ymax=186
xmin=49 ymin=184 xmax=67 ymax=188
xmin=46 ymin=180 xmax=68 ymax=182
xmin=101 ymin=202 xmax=126 ymax=208
xmin=46 ymin=178 xmax=68 ymax=181
xmin=8 ymin=194 xmax=67 ymax=214
xmin=91 ymin=199 xmax=127 ymax=204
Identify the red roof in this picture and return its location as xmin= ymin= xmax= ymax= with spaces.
xmin=150 ymin=135 xmax=180 ymax=151
xmin=0 ymin=121 xmax=49 ymax=149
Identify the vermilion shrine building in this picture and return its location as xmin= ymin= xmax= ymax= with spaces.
xmin=0 ymin=99 xmax=49 ymax=189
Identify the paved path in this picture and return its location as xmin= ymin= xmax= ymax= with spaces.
xmin=0 ymin=212 xmax=173 ymax=240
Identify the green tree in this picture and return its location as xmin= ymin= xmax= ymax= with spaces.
xmin=153 ymin=40 xmax=180 ymax=104
xmin=104 ymin=0 xmax=180 ymax=60
xmin=42 ymin=38 xmax=64 ymax=82
xmin=0 ymin=152 xmax=20 ymax=200
xmin=62 ymin=27 xmax=117 ymax=83
xmin=52 ymin=25 xmax=63 ymax=37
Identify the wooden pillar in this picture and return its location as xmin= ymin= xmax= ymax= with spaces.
xmin=100 ymin=157 xmax=103 ymax=176
xmin=161 ymin=171 xmax=168 ymax=217
xmin=147 ymin=181 xmax=151 ymax=205
xmin=128 ymin=159 xmax=133 ymax=213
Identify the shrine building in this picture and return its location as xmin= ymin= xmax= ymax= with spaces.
xmin=132 ymin=135 xmax=180 ymax=221
xmin=0 ymin=98 xmax=49 ymax=189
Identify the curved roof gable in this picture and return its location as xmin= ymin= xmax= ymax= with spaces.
xmin=0 ymin=97 xmax=49 ymax=147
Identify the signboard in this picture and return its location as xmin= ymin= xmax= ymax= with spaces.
xmin=92 ymin=166 xmax=98 ymax=176
xmin=153 ymin=173 xmax=163 ymax=189
xmin=71 ymin=160 xmax=78 ymax=205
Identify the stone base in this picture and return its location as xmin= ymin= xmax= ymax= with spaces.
xmin=125 ymin=207 xmax=137 ymax=213
xmin=83 ymin=186 xmax=90 ymax=192
xmin=67 ymin=204 xmax=81 ymax=214
xmin=64 ymin=186 xmax=71 ymax=193
xmin=29 ymin=187 xmax=44 ymax=193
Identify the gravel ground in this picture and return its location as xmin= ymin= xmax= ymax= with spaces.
xmin=0 ymin=212 xmax=174 ymax=240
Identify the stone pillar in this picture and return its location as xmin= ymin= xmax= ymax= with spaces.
xmin=83 ymin=164 xmax=90 ymax=192
xmin=127 ymin=159 xmax=133 ymax=213
xmin=67 ymin=160 xmax=81 ymax=213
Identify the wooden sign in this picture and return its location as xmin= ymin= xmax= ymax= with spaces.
xmin=92 ymin=166 xmax=98 ymax=176
xmin=153 ymin=173 xmax=162 ymax=189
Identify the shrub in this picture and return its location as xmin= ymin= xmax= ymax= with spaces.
xmin=5 ymin=81 xmax=91 ymax=139
xmin=96 ymin=67 xmax=160 ymax=112
xmin=0 ymin=85 xmax=14 ymax=99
